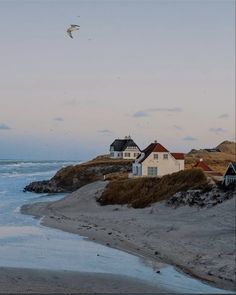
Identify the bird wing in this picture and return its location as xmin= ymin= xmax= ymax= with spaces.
xmin=67 ymin=29 xmax=73 ymax=38
xmin=71 ymin=24 xmax=80 ymax=28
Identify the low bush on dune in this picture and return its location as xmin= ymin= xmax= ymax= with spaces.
xmin=104 ymin=171 xmax=129 ymax=181
xmin=97 ymin=168 xmax=208 ymax=208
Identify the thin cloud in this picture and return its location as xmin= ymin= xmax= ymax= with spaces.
xmin=64 ymin=99 xmax=78 ymax=106
xmin=99 ymin=129 xmax=111 ymax=133
xmin=53 ymin=117 xmax=64 ymax=122
xmin=209 ymin=128 xmax=226 ymax=134
xmin=148 ymin=107 xmax=182 ymax=113
xmin=0 ymin=123 xmax=11 ymax=130
xmin=133 ymin=111 xmax=149 ymax=118
xmin=183 ymin=136 xmax=197 ymax=141
xmin=218 ymin=113 xmax=229 ymax=119
xmin=133 ymin=107 xmax=182 ymax=118
xmin=173 ymin=125 xmax=183 ymax=130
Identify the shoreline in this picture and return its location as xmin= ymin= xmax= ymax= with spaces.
xmin=21 ymin=181 xmax=236 ymax=292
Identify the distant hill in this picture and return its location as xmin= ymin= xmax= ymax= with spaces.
xmin=217 ymin=140 xmax=236 ymax=155
xmin=185 ymin=141 xmax=236 ymax=173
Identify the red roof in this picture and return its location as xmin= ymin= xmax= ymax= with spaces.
xmin=138 ymin=142 xmax=183 ymax=163
xmin=193 ymin=161 xmax=213 ymax=172
xmin=171 ymin=153 xmax=185 ymax=160
xmin=208 ymin=171 xmax=222 ymax=176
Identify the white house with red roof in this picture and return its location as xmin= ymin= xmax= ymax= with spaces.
xmin=132 ymin=141 xmax=184 ymax=177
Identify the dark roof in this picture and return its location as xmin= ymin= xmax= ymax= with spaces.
xmin=204 ymin=148 xmax=221 ymax=152
xmin=193 ymin=161 xmax=213 ymax=172
xmin=110 ymin=139 xmax=140 ymax=151
xmin=224 ymin=162 xmax=236 ymax=176
xmin=231 ymin=162 xmax=236 ymax=171
xmin=171 ymin=153 xmax=185 ymax=160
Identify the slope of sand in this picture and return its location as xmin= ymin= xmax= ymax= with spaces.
xmin=21 ymin=181 xmax=236 ymax=291
xmin=0 ymin=267 xmax=163 ymax=293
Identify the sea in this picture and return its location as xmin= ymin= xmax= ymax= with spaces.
xmin=0 ymin=160 xmax=229 ymax=293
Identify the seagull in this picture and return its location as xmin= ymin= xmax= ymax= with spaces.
xmin=67 ymin=24 xmax=80 ymax=39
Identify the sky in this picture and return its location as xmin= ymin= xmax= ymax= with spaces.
xmin=0 ymin=0 xmax=235 ymax=160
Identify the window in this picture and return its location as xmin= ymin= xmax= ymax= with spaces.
xmin=124 ymin=152 xmax=131 ymax=157
xmin=110 ymin=152 xmax=114 ymax=157
xmin=153 ymin=154 xmax=158 ymax=160
xmin=147 ymin=167 xmax=158 ymax=176
xmin=134 ymin=153 xmax=139 ymax=158
xmin=163 ymin=154 xmax=168 ymax=160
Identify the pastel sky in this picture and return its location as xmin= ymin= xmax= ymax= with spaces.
xmin=0 ymin=0 xmax=235 ymax=160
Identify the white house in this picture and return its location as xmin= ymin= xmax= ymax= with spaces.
xmin=132 ymin=141 xmax=184 ymax=177
xmin=223 ymin=162 xmax=236 ymax=186
xmin=110 ymin=136 xmax=140 ymax=160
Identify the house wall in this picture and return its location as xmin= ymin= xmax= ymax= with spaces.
xmin=123 ymin=147 xmax=140 ymax=159
xmin=110 ymin=147 xmax=140 ymax=159
xmin=177 ymin=159 xmax=185 ymax=171
xmin=110 ymin=151 xmax=123 ymax=158
xmin=141 ymin=152 xmax=184 ymax=176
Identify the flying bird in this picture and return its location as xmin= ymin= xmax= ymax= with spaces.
xmin=67 ymin=24 xmax=80 ymax=39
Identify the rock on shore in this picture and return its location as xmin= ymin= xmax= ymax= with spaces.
xmin=24 ymin=157 xmax=132 ymax=193
xmin=167 ymin=184 xmax=236 ymax=208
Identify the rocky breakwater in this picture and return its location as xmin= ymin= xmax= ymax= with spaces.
xmin=24 ymin=157 xmax=132 ymax=194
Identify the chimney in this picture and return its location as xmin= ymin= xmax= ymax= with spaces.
xmin=154 ymin=140 xmax=157 ymax=143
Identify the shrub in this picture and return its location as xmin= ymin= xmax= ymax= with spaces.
xmin=97 ymin=169 xmax=208 ymax=208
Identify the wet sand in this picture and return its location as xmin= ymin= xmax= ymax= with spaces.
xmin=0 ymin=267 xmax=163 ymax=293
xmin=21 ymin=181 xmax=236 ymax=292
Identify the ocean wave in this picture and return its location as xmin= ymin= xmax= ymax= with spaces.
xmin=0 ymin=160 xmax=78 ymax=167
xmin=0 ymin=170 xmax=58 ymax=178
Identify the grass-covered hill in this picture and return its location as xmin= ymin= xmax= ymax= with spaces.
xmin=97 ymin=169 xmax=208 ymax=208
xmin=185 ymin=141 xmax=235 ymax=173
xmin=24 ymin=156 xmax=132 ymax=193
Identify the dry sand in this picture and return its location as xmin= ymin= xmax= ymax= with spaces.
xmin=21 ymin=181 xmax=236 ymax=291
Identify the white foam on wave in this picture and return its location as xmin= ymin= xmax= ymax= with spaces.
xmin=0 ymin=161 xmax=79 ymax=168
xmin=13 ymin=206 xmax=21 ymax=213
xmin=0 ymin=170 xmax=58 ymax=178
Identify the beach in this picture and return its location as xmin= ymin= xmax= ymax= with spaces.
xmin=0 ymin=267 xmax=163 ymax=293
xmin=21 ymin=181 xmax=236 ymax=292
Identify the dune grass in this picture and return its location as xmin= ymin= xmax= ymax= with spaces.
xmin=97 ymin=168 xmax=208 ymax=208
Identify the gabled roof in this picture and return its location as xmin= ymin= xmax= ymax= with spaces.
xmin=110 ymin=138 xmax=140 ymax=152
xmin=171 ymin=153 xmax=185 ymax=160
xmin=193 ymin=160 xmax=213 ymax=172
xmin=231 ymin=162 xmax=236 ymax=171
xmin=223 ymin=162 xmax=236 ymax=177
xmin=138 ymin=142 xmax=170 ymax=163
